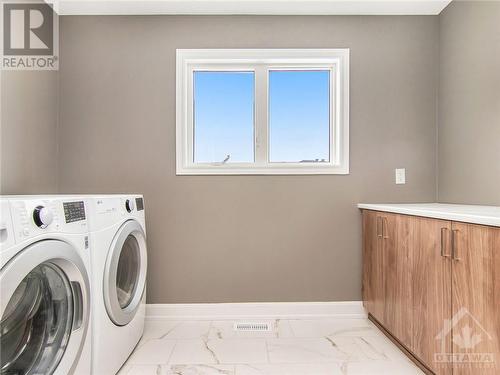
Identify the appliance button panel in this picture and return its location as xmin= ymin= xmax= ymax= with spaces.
xmin=135 ymin=197 xmax=144 ymax=211
xmin=63 ymin=201 xmax=86 ymax=223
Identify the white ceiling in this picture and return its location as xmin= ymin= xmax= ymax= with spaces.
xmin=49 ymin=0 xmax=453 ymax=16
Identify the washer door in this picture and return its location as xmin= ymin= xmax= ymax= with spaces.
xmin=103 ymin=220 xmax=147 ymax=326
xmin=0 ymin=240 xmax=90 ymax=375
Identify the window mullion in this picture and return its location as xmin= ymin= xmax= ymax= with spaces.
xmin=254 ymin=65 xmax=268 ymax=166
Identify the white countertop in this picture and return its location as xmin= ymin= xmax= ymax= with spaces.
xmin=357 ymin=203 xmax=500 ymax=227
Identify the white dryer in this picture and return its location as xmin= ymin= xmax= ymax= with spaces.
xmin=0 ymin=196 xmax=92 ymax=375
xmin=86 ymin=194 xmax=147 ymax=375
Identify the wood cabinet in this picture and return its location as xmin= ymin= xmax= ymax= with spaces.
xmin=362 ymin=211 xmax=414 ymax=349
xmin=383 ymin=212 xmax=413 ymax=349
xmin=362 ymin=210 xmax=500 ymax=375
xmin=451 ymin=222 xmax=500 ymax=375
xmin=412 ymin=217 xmax=452 ymax=375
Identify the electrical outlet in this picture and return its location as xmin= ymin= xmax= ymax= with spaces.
xmin=395 ymin=168 xmax=406 ymax=184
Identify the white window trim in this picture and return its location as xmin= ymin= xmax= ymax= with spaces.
xmin=176 ymin=48 xmax=350 ymax=175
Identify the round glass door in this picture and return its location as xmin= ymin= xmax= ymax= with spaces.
xmin=104 ymin=220 xmax=147 ymax=326
xmin=0 ymin=263 xmax=73 ymax=375
xmin=116 ymin=235 xmax=140 ymax=309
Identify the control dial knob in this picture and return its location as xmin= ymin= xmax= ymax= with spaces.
xmin=33 ymin=206 xmax=53 ymax=228
xmin=125 ymin=199 xmax=135 ymax=213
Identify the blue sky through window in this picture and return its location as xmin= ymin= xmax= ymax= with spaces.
xmin=194 ymin=71 xmax=254 ymax=163
xmin=269 ymin=70 xmax=330 ymax=163
xmin=193 ymin=69 xmax=330 ymax=164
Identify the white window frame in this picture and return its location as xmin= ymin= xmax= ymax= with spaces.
xmin=176 ymin=48 xmax=349 ymax=175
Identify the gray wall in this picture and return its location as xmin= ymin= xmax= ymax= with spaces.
xmin=58 ymin=15 xmax=439 ymax=303
xmin=1 ymin=71 xmax=59 ymax=194
xmin=438 ymin=1 xmax=500 ymax=205
xmin=2 ymin=5 xmax=497 ymax=304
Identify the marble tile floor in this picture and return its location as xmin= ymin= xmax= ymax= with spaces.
xmin=118 ymin=318 xmax=424 ymax=375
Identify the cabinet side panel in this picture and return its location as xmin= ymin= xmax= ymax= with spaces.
xmin=362 ymin=210 xmax=377 ymax=315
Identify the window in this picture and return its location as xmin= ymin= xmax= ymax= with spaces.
xmin=176 ymin=49 xmax=349 ymax=175
xmin=269 ymin=70 xmax=330 ymax=163
xmin=193 ymin=71 xmax=255 ymax=163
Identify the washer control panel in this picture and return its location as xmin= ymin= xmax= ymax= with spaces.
xmin=135 ymin=197 xmax=144 ymax=211
xmin=63 ymin=201 xmax=86 ymax=223
xmin=9 ymin=198 xmax=88 ymax=242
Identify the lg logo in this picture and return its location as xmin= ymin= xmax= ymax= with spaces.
xmin=3 ymin=3 xmax=53 ymax=55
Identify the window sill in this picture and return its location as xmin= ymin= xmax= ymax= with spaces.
xmin=176 ymin=165 xmax=350 ymax=175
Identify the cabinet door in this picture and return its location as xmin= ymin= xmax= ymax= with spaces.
xmin=383 ymin=213 xmax=414 ymax=349
xmin=412 ymin=217 xmax=452 ymax=375
xmin=451 ymin=223 xmax=500 ymax=375
xmin=362 ymin=210 xmax=385 ymax=322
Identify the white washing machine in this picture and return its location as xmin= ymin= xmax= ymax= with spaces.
xmin=0 ymin=196 xmax=92 ymax=375
xmin=86 ymin=194 xmax=147 ymax=375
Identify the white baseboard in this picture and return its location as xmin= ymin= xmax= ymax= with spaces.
xmin=146 ymin=301 xmax=366 ymax=321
